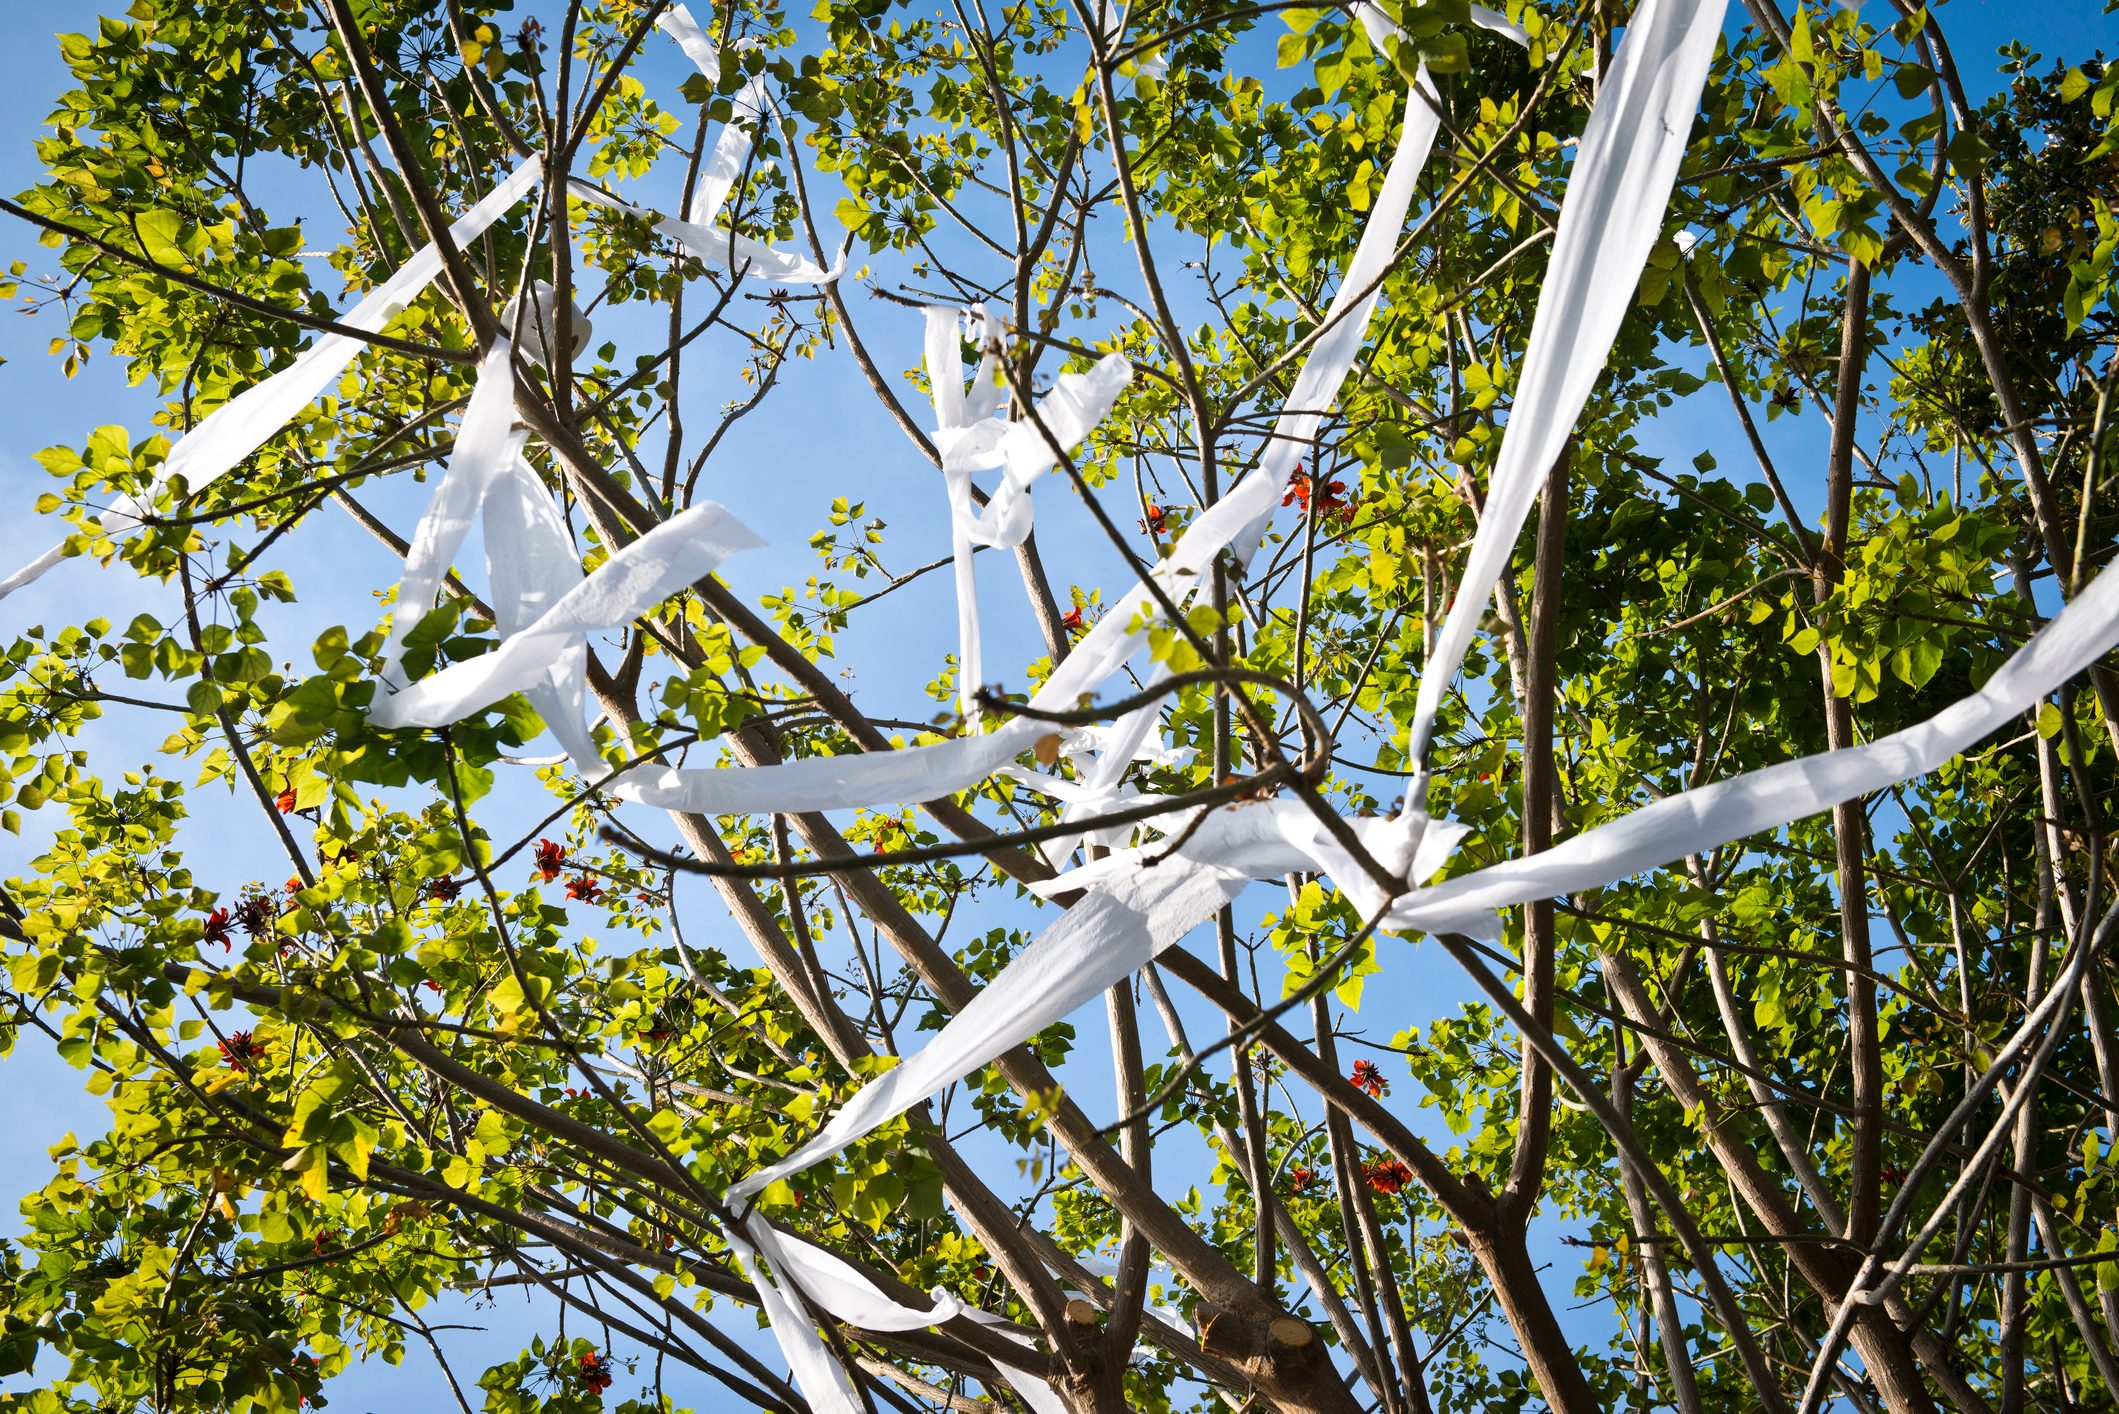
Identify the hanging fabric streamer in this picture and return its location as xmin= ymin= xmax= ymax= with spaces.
xmin=746 ymin=1215 xmax=966 ymax=1331
xmin=369 ymin=500 xmax=765 ymax=729
xmin=1221 ymin=2 xmax=1531 ymax=565
xmin=691 ymin=72 xmax=773 ymax=228
xmin=644 ymin=2 xmax=844 ymax=284
xmin=923 ymin=303 xmax=1133 ymax=715
xmin=1397 ymin=0 xmax=1730 ymax=780
xmin=482 ymin=450 xmax=604 ymax=772
xmin=1383 ymin=550 xmax=2119 ymax=935
xmin=568 ymin=180 xmax=843 ymax=285
xmin=958 ymin=352 xmax=1134 ymax=549
xmin=926 ymin=303 xmax=1006 ymax=716
xmin=376 ymin=340 xmax=530 ymax=688
xmin=1090 ymin=0 xmax=1168 ymax=85
xmin=0 ymin=156 xmax=545 ymax=602
xmin=723 ymin=1221 xmax=868 ymax=1414
xmin=729 ymin=851 xmax=1259 ymax=1203
xmin=657 ymin=3 xmax=725 ymax=87
xmin=719 ymin=801 xmax=1468 ymax=1261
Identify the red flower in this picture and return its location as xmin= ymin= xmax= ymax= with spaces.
xmin=533 ymin=838 xmax=567 ymax=882
xmin=578 ymin=1349 xmax=614 ymax=1394
xmin=1349 ymin=1059 xmax=1389 ymax=1098
xmin=1062 ymin=605 xmax=1084 ymax=631
xmin=219 ymin=1030 xmax=267 ymax=1074
xmin=640 ymin=1026 xmax=672 ymax=1045
xmin=1139 ymin=503 xmax=1167 ymax=536
xmin=274 ymin=787 xmax=298 ymax=814
xmin=284 ymin=877 xmax=302 ymax=894
xmin=311 ymin=1227 xmax=339 ymax=1257
xmin=1288 ymin=1166 xmax=1317 ymax=1193
xmin=236 ymin=893 xmax=277 ymax=938
xmin=1282 ymin=471 xmax=1354 ymax=522
xmin=202 ymin=907 xmax=233 ymax=949
xmin=1363 ymin=1157 xmax=1414 ymax=1195
xmin=427 ymin=876 xmax=462 ymax=902
xmin=564 ymin=874 xmax=603 ymax=904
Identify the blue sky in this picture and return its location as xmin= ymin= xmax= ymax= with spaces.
xmin=0 ymin=0 xmax=2112 ymax=1407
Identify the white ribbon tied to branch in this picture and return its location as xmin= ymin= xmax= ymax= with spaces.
xmin=924 ymin=303 xmax=1134 ymax=714
xmin=0 ymin=156 xmax=545 ymax=602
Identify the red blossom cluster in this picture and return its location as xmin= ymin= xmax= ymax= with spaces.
xmin=202 ymin=907 xmax=233 ymax=949
xmin=219 ymin=1030 xmax=267 ymax=1074
xmin=1287 ymin=1166 xmax=1318 ymax=1194
xmin=1139 ymin=502 xmax=1167 ymax=536
xmin=310 ymin=1227 xmax=340 ymax=1257
xmin=427 ymin=876 xmax=462 ymax=902
xmin=1349 ymin=1059 xmax=1390 ymax=1098
xmin=1282 ymin=469 xmax=1355 ymax=523
xmin=274 ymin=786 xmax=298 ymax=814
xmin=564 ymin=874 xmax=604 ymax=904
xmin=577 ymin=1349 xmax=614 ymax=1394
xmin=532 ymin=838 xmax=567 ymax=882
xmin=236 ymin=893 xmax=277 ymax=938
xmin=1061 ymin=605 xmax=1084 ymax=631
xmin=1363 ymin=1157 xmax=1414 ymax=1195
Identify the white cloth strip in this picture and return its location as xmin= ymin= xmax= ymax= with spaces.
xmin=1052 ymin=663 xmax=1176 ymax=858
xmin=378 ymin=340 xmax=528 ymax=686
xmin=1027 ymin=801 xmax=1471 ymax=913
xmin=692 ymin=73 xmax=771 ymax=227
xmin=656 ymin=3 xmax=723 ymax=85
xmin=482 ymin=451 xmax=603 ymax=770
xmin=725 ymin=1220 xmax=866 ymax=1414
xmin=727 ymin=800 xmax=1468 ymax=1202
xmin=1 ymin=156 xmax=544 ymax=602
xmin=1352 ymin=0 xmax=1531 ymax=51
xmin=925 ymin=304 xmax=1132 ymax=713
xmin=728 ymin=854 xmax=1254 ymax=1201
xmin=369 ymin=501 xmax=765 ymax=728
xmin=1387 ymin=552 xmax=2119 ymax=936
xmin=746 ymin=1216 xmax=965 ymax=1332
xmin=1091 ymin=0 xmax=1168 ymax=83
xmin=926 ymin=304 xmax=995 ymax=716
xmin=961 ymin=352 xmax=1134 ymax=550
xmin=1400 ymin=0 xmax=1729 ymax=774
xmin=1224 ymin=68 xmax=1445 ymax=566
xmin=568 ymin=179 xmax=842 ymax=285
xmin=963 ymin=1310 xmax=1071 ymax=1414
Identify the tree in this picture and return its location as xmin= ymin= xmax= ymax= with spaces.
xmin=1 ymin=0 xmax=2117 ymax=1410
